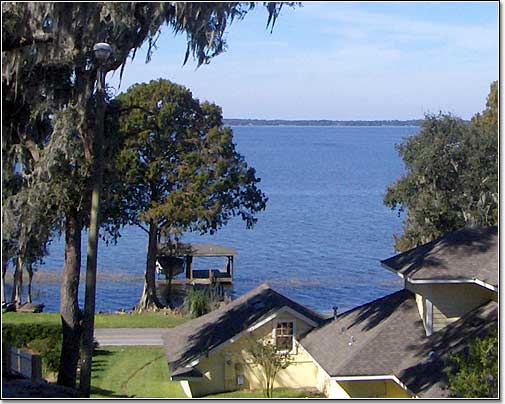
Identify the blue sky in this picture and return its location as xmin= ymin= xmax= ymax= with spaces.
xmin=108 ymin=2 xmax=498 ymax=120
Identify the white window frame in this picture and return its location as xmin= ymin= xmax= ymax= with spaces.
xmin=272 ymin=319 xmax=296 ymax=354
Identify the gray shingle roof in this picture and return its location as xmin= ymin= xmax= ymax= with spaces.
xmin=380 ymin=226 xmax=498 ymax=287
xmin=162 ymin=283 xmax=325 ymax=376
xmin=301 ymin=289 xmax=425 ymax=378
xmin=301 ymin=289 xmax=497 ymax=397
xmin=398 ymin=299 xmax=497 ymax=398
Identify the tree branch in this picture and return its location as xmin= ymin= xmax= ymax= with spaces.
xmin=3 ymin=33 xmax=53 ymax=52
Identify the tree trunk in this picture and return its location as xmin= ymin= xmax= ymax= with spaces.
xmin=11 ymin=255 xmax=23 ymax=306
xmin=137 ymin=221 xmax=164 ymax=311
xmin=57 ymin=211 xmax=82 ymax=388
xmin=80 ymin=68 xmax=107 ymax=397
xmin=26 ymin=264 xmax=33 ymax=304
xmin=2 ymin=259 xmax=7 ymax=305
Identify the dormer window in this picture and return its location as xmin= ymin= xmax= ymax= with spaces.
xmin=274 ymin=321 xmax=294 ymax=352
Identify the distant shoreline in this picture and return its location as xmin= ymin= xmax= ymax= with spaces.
xmin=223 ymin=118 xmax=423 ymax=127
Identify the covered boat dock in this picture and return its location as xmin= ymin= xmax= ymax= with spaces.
xmin=157 ymin=242 xmax=237 ymax=285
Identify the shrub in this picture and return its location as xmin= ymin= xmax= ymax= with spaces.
xmin=3 ymin=323 xmax=62 ymax=375
xmin=27 ymin=336 xmax=62 ymax=373
xmin=183 ymin=287 xmax=210 ymax=318
xmin=446 ymin=331 xmax=498 ymax=398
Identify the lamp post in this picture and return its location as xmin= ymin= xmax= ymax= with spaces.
xmin=79 ymin=42 xmax=112 ymax=397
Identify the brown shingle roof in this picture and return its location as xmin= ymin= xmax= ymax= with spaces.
xmin=162 ymin=283 xmax=325 ymax=376
xmin=380 ymin=227 xmax=498 ymax=287
xmin=301 ymin=289 xmax=497 ymax=397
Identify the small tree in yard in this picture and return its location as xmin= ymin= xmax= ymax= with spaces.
xmin=446 ymin=331 xmax=498 ymax=398
xmin=247 ymin=337 xmax=293 ymax=398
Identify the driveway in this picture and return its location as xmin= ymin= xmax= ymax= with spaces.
xmin=94 ymin=328 xmax=166 ymax=346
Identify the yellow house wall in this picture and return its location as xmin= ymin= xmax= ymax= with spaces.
xmin=415 ymin=293 xmax=425 ymax=322
xmin=407 ymin=282 xmax=495 ymax=332
xmin=337 ymin=380 xmax=412 ymax=398
xmin=327 ymin=380 xmax=351 ymax=398
xmin=183 ymin=312 xmax=319 ymax=397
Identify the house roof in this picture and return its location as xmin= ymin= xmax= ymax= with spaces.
xmin=158 ymin=242 xmax=236 ymax=257
xmin=397 ymin=299 xmax=497 ymax=398
xmin=162 ymin=283 xmax=325 ymax=376
xmin=301 ymin=289 xmax=497 ymax=397
xmin=380 ymin=226 xmax=498 ymax=288
xmin=301 ymin=289 xmax=426 ymax=379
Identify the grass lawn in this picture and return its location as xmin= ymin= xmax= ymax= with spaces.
xmin=91 ymin=346 xmax=186 ymax=398
xmin=205 ymin=388 xmax=324 ymax=398
xmin=2 ymin=311 xmax=188 ymax=328
xmin=90 ymin=347 xmax=321 ymax=399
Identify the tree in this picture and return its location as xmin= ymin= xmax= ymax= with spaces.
xmin=384 ymin=82 xmax=498 ymax=251
xmin=2 ymin=2 xmax=294 ymax=394
xmin=247 ymin=337 xmax=293 ymax=398
xmin=446 ymin=331 xmax=498 ymax=398
xmin=2 ymin=177 xmax=55 ymax=307
xmin=111 ymin=79 xmax=267 ymax=310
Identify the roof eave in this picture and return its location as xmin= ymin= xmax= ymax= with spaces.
xmin=380 ymin=262 xmax=497 ymax=292
xmin=380 ymin=261 xmax=405 ymax=278
xmin=330 ymin=374 xmax=417 ymax=397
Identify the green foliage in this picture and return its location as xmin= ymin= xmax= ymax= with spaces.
xmin=384 ymin=82 xmax=498 ymax=251
xmin=112 ymin=79 xmax=267 ymax=235
xmin=27 ymin=337 xmax=62 ymax=373
xmin=3 ymin=323 xmax=62 ymax=374
xmin=2 ymin=323 xmax=61 ymax=347
xmin=247 ymin=337 xmax=293 ymax=398
xmin=182 ymin=283 xmax=225 ymax=318
xmin=446 ymin=331 xmax=498 ymax=398
xmin=111 ymin=79 xmax=267 ymax=309
xmin=183 ymin=287 xmax=211 ymax=318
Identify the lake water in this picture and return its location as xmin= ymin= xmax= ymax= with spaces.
xmin=9 ymin=125 xmax=420 ymax=314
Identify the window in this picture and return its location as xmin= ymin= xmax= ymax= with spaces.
xmin=275 ymin=321 xmax=294 ymax=352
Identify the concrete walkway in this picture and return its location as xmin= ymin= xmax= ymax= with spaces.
xmin=94 ymin=328 xmax=166 ymax=346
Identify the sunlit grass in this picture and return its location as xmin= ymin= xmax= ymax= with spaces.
xmin=2 ymin=311 xmax=188 ymax=328
xmin=90 ymin=346 xmax=185 ymax=398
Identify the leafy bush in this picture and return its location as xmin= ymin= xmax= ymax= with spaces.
xmin=183 ymin=287 xmax=210 ymax=318
xmin=3 ymin=323 xmax=62 ymax=374
xmin=27 ymin=336 xmax=62 ymax=373
xmin=2 ymin=323 xmax=61 ymax=347
xmin=446 ymin=331 xmax=498 ymax=398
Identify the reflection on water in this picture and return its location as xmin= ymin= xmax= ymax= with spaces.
xmin=8 ymin=126 xmax=417 ymax=313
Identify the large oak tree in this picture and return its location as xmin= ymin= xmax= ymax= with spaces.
xmin=112 ymin=79 xmax=267 ymax=310
xmin=384 ymin=81 xmax=498 ymax=251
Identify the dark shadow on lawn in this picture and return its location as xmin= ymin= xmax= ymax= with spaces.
xmin=90 ymin=386 xmax=127 ymax=398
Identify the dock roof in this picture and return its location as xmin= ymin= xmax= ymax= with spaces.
xmin=380 ymin=226 xmax=497 ymax=288
xmin=158 ymin=242 xmax=237 ymax=257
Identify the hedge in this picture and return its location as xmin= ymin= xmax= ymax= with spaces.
xmin=3 ymin=323 xmax=62 ymax=373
